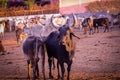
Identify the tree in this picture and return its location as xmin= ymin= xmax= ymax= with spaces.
xmin=25 ymin=0 xmax=35 ymax=10
xmin=0 ymin=0 xmax=9 ymax=8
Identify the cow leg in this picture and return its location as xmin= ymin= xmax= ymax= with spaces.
xmin=41 ymin=49 xmax=46 ymax=80
xmin=27 ymin=60 xmax=31 ymax=79
xmin=60 ymin=63 xmax=65 ymax=80
xmin=32 ymin=64 xmax=36 ymax=80
xmin=89 ymin=28 xmax=93 ymax=35
xmin=94 ymin=27 xmax=96 ymax=33
xmin=97 ymin=26 xmax=99 ymax=33
xmin=84 ymin=27 xmax=87 ymax=34
xmin=30 ymin=56 xmax=36 ymax=80
xmin=92 ymin=27 xmax=94 ymax=34
xmin=2 ymin=33 xmax=4 ymax=39
xmin=89 ymin=28 xmax=91 ymax=35
xmin=0 ymin=33 xmax=4 ymax=40
xmin=91 ymin=28 xmax=94 ymax=35
xmin=67 ymin=61 xmax=72 ymax=80
xmin=16 ymin=30 xmax=19 ymax=44
xmin=88 ymin=26 xmax=92 ymax=35
xmin=57 ymin=61 xmax=61 ymax=79
xmin=104 ymin=26 xmax=107 ymax=32
xmin=52 ymin=57 xmax=55 ymax=70
xmin=48 ymin=58 xmax=53 ymax=79
xmin=0 ymin=33 xmax=2 ymax=40
xmin=35 ymin=62 xmax=39 ymax=78
xmin=107 ymin=26 xmax=109 ymax=32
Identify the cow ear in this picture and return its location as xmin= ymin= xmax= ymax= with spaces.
xmin=70 ymin=14 xmax=78 ymax=31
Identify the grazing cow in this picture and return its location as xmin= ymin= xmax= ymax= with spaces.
xmin=82 ymin=17 xmax=94 ymax=35
xmin=22 ymin=36 xmax=46 ymax=80
xmin=45 ymin=14 xmax=78 ymax=80
xmin=93 ymin=17 xmax=109 ymax=32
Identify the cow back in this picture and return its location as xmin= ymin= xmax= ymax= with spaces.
xmin=22 ymin=36 xmax=43 ymax=55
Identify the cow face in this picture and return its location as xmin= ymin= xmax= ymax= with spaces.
xmin=59 ymin=26 xmax=75 ymax=53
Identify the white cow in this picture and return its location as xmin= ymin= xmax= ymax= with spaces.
xmin=0 ymin=21 xmax=5 ymax=40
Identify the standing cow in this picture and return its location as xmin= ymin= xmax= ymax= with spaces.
xmin=45 ymin=14 xmax=78 ymax=80
xmin=93 ymin=17 xmax=110 ymax=33
xmin=82 ymin=17 xmax=94 ymax=35
xmin=22 ymin=36 xmax=46 ymax=80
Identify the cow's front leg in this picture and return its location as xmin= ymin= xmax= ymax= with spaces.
xmin=60 ymin=63 xmax=65 ymax=80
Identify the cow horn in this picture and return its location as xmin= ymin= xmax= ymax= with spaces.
xmin=50 ymin=14 xmax=62 ymax=29
xmin=70 ymin=14 xmax=78 ymax=31
xmin=50 ymin=15 xmax=57 ymax=29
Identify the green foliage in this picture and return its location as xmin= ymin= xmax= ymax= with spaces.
xmin=0 ymin=0 xmax=35 ymax=10
xmin=25 ymin=0 xmax=35 ymax=10
xmin=0 ymin=0 xmax=9 ymax=8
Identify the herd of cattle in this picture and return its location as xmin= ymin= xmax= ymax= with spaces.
xmin=0 ymin=13 xmax=120 ymax=80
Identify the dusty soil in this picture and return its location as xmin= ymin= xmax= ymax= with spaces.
xmin=0 ymin=26 xmax=120 ymax=80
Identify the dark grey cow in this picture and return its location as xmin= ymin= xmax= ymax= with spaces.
xmin=22 ymin=36 xmax=45 ymax=80
xmin=93 ymin=17 xmax=110 ymax=32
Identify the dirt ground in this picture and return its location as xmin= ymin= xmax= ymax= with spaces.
xmin=0 ymin=26 xmax=120 ymax=80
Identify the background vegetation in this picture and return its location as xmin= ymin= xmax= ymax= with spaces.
xmin=85 ymin=0 xmax=120 ymax=13
xmin=0 ymin=0 xmax=59 ymax=17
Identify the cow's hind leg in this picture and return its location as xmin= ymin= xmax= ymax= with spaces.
xmin=35 ymin=62 xmax=39 ymax=78
xmin=48 ymin=57 xmax=53 ymax=79
xmin=32 ymin=58 xmax=39 ymax=80
xmin=27 ymin=60 xmax=31 ymax=79
xmin=84 ymin=27 xmax=87 ymax=34
xmin=0 ymin=33 xmax=4 ymax=40
xmin=104 ymin=26 xmax=107 ymax=32
xmin=97 ymin=26 xmax=99 ymax=33
xmin=33 ymin=64 xmax=36 ymax=80
xmin=41 ymin=46 xmax=46 ymax=80
xmin=89 ymin=28 xmax=93 ymax=35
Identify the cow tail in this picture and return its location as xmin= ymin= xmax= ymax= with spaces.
xmin=35 ymin=38 xmax=39 ymax=62
xmin=43 ymin=42 xmax=47 ymax=53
